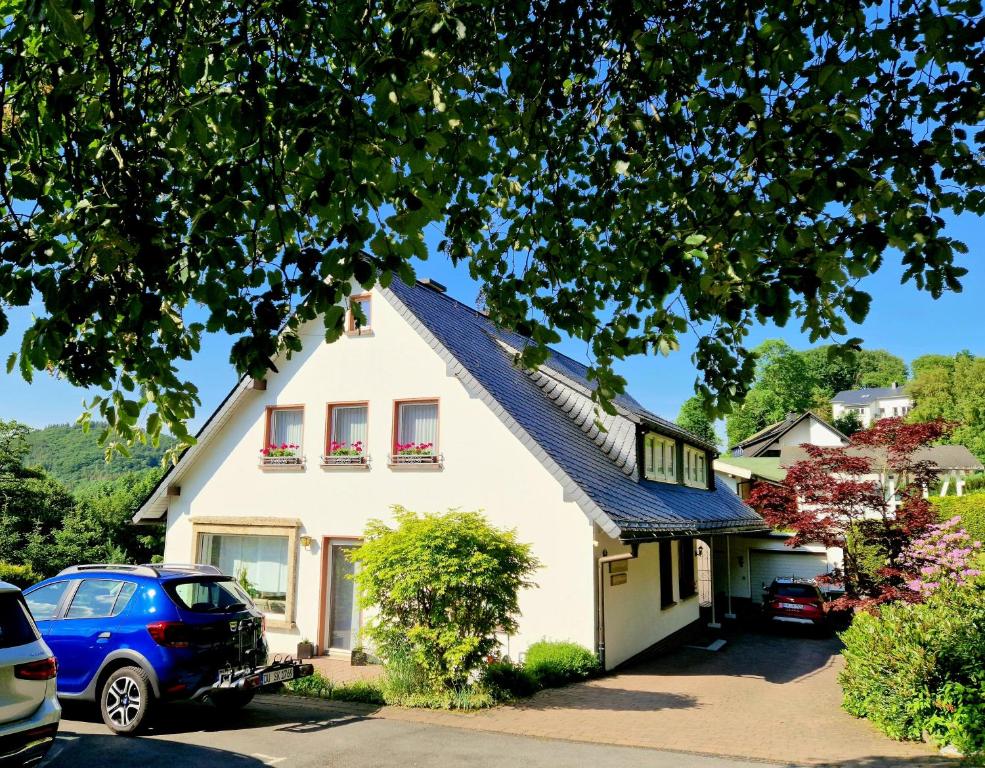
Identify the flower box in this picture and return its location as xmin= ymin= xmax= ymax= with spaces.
xmin=260 ymin=455 xmax=304 ymax=466
xmin=321 ymin=454 xmax=368 ymax=466
xmin=389 ymin=453 xmax=439 ymax=465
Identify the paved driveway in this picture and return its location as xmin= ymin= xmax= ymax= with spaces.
xmin=382 ymin=629 xmax=940 ymax=766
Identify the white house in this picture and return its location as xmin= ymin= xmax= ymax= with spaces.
xmin=831 ymin=384 xmax=912 ymax=427
xmin=714 ymin=417 xmax=982 ymax=609
xmin=134 ymin=279 xmax=765 ymax=671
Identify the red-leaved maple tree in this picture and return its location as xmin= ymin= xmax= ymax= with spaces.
xmin=747 ymin=418 xmax=954 ymax=607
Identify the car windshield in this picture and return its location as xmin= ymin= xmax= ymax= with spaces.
xmin=166 ymin=578 xmax=253 ymax=613
xmin=774 ymin=583 xmax=820 ymax=599
xmin=0 ymin=592 xmax=40 ymax=649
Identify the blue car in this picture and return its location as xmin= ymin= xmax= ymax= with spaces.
xmin=23 ymin=564 xmax=313 ymax=734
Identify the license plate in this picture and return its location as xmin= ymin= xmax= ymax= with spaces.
xmin=262 ymin=667 xmax=296 ymax=685
xmin=780 ymin=602 xmax=804 ymax=610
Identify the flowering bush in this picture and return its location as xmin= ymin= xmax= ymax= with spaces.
xmin=395 ymin=442 xmax=434 ymax=456
xmin=261 ymin=442 xmax=299 ymax=458
xmin=328 ymin=440 xmax=363 ymax=457
xmin=900 ymin=516 xmax=982 ymax=599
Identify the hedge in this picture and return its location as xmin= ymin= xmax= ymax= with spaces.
xmin=0 ymin=563 xmax=40 ymax=589
xmin=930 ymin=495 xmax=985 ymax=544
xmin=839 ymin=579 xmax=985 ymax=754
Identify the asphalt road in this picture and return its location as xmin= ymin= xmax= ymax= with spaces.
xmin=45 ymin=694 xmax=785 ymax=768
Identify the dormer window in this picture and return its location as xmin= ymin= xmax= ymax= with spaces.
xmin=347 ymin=294 xmax=372 ymax=335
xmin=644 ymin=433 xmax=676 ymax=483
xmin=684 ymin=445 xmax=707 ymax=488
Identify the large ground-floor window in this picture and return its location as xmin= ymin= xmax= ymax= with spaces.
xmin=192 ymin=517 xmax=300 ymax=629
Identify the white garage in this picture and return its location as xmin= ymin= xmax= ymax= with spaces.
xmin=748 ymin=550 xmax=828 ymax=603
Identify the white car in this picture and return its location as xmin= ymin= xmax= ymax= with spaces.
xmin=0 ymin=580 xmax=60 ymax=766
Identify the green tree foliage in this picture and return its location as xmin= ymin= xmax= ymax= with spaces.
xmin=0 ymin=419 xmax=164 ymax=578
xmin=676 ymin=396 xmax=718 ymax=447
xmin=855 ymin=350 xmax=909 ymax=389
xmin=52 ymin=470 xmax=165 ymax=573
xmin=351 ymin=507 xmax=538 ymax=691
xmin=26 ymin=423 xmax=174 ymax=490
xmin=727 ymin=342 xmax=909 ymax=446
xmin=833 ymin=411 xmax=864 ymax=437
xmin=908 ymin=352 xmax=985 ymax=460
xmin=726 ymin=341 xmax=814 ymax=446
xmin=1 ymin=0 xmax=981 ymax=449
xmin=0 ymin=420 xmax=76 ymax=575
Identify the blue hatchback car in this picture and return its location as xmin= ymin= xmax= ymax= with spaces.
xmin=24 ymin=564 xmax=312 ymax=734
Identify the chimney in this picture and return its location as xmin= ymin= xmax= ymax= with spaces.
xmin=418 ymin=278 xmax=446 ymax=294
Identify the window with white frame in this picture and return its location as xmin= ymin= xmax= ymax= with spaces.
xmin=200 ymin=533 xmax=290 ymax=618
xmin=392 ymin=400 xmax=439 ymax=463
xmin=262 ymin=407 xmax=304 ymax=464
xmin=325 ymin=403 xmax=368 ymax=464
xmin=684 ymin=445 xmax=707 ymax=487
xmin=643 ymin=433 xmax=676 ymax=483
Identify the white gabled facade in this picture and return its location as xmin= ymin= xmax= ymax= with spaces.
xmin=159 ymin=287 xmax=599 ymax=659
xmin=142 ymin=284 xmax=740 ymax=670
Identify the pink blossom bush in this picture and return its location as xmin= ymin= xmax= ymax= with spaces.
xmin=261 ymin=442 xmax=300 ymax=458
xmin=899 ymin=516 xmax=982 ymax=598
xmin=395 ymin=441 xmax=434 ymax=456
xmin=328 ymin=440 xmax=363 ymax=457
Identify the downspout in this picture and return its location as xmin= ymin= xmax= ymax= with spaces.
xmin=596 ymin=547 xmax=638 ymax=672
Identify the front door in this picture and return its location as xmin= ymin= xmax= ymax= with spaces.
xmin=326 ymin=543 xmax=361 ymax=652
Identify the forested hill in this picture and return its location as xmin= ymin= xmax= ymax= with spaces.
xmin=25 ymin=423 xmax=175 ymax=490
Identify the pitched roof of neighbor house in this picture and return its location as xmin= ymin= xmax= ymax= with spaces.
xmin=134 ymin=279 xmax=765 ymax=538
xmin=730 ymin=412 xmax=847 ymax=457
xmin=713 ymin=456 xmax=787 ymax=484
xmin=832 ymin=385 xmax=908 ymax=405
xmin=779 ymin=443 xmax=984 ymax=471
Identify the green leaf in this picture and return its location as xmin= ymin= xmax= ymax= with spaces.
xmin=44 ymin=0 xmax=84 ymax=44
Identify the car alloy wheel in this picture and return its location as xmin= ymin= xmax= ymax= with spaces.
xmin=100 ymin=665 xmax=152 ymax=735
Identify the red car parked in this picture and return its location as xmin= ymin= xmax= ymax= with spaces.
xmin=761 ymin=578 xmax=828 ymax=628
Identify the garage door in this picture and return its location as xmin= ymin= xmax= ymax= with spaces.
xmin=749 ymin=550 xmax=827 ymax=603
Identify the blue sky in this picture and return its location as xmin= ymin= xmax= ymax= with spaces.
xmin=1 ymin=209 xmax=982 ymax=432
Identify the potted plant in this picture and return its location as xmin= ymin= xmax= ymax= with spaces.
xmin=297 ymin=639 xmax=315 ymax=660
xmin=393 ymin=441 xmax=436 ymax=464
xmin=350 ymin=630 xmax=368 ymax=665
xmin=260 ymin=442 xmax=302 ymax=465
xmin=324 ymin=440 xmax=365 ymax=464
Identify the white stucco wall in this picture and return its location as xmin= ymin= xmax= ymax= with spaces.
xmin=161 ymin=287 xmax=600 ymax=659
xmin=594 ymin=530 xmax=699 ymax=670
xmin=770 ymin=417 xmax=846 ymax=450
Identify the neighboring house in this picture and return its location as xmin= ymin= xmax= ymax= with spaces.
xmin=831 ymin=384 xmax=912 ymax=427
xmin=713 ymin=436 xmax=982 ymax=609
xmin=729 ymin=412 xmax=848 ymax=458
xmin=134 ymin=279 xmax=765 ymax=671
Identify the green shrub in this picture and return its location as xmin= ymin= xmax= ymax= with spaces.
xmin=0 ymin=562 xmax=39 ymax=588
xmin=839 ymin=578 xmax=985 ymax=754
xmin=285 ymin=672 xmax=385 ymax=706
xmin=524 ymin=641 xmax=599 ymax=688
xmin=930 ymin=495 xmax=985 ymax=544
xmin=484 ymin=660 xmax=540 ymax=700
xmin=351 ymin=507 xmax=538 ymax=691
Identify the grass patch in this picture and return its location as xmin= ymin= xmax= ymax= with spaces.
xmin=284 ymin=672 xmax=385 ymax=705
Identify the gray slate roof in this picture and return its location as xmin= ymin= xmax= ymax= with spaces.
xmin=387 ymin=280 xmax=765 ymax=538
xmin=780 ymin=443 xmax=983 ymax=471
xmin=832 ymin=386 xmax=908 ymax=405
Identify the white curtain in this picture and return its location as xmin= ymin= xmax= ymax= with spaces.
xmin=398 ymin=402 xmax=438 ymax=446
xmin=270 ymin=409 xmax=303 ymax=447
xmin=331 ymin=406 xmax=368 ymax=448
xmin=202 ymin=534 xmax=289 ymax=615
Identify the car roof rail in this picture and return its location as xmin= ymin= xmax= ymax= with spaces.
xmin=57 ymin=563 xmax=161 ymax=577
xmin=142 ymin=563 xmax=224 ymax=576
